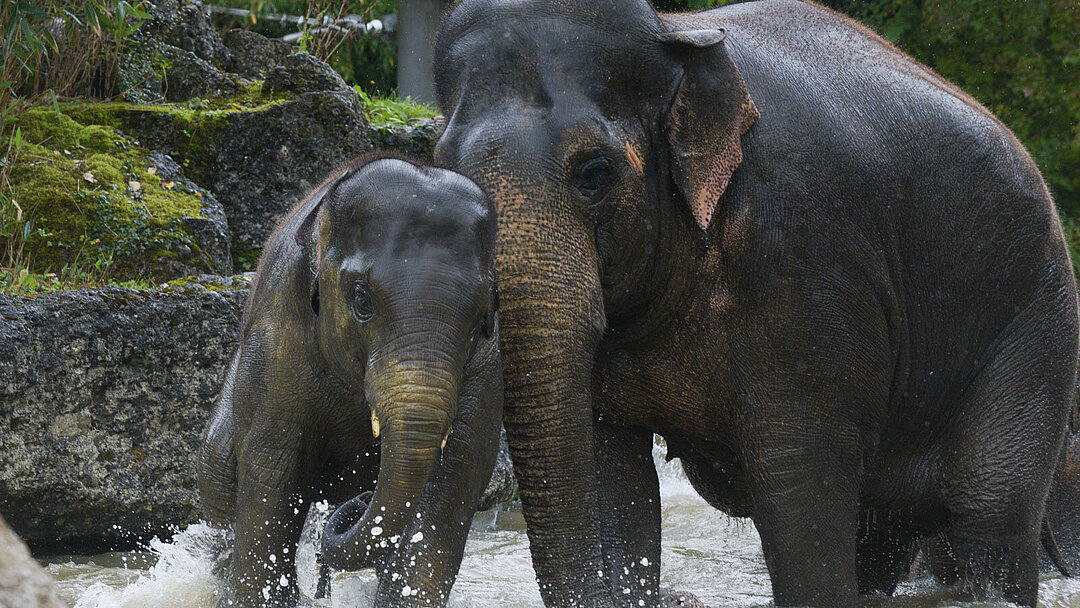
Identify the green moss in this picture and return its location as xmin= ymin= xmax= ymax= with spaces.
xmin=165 ymin=275 xmax=239 ymax=291
xmin=3 ymin=107 xmax=207 ymax=282
xmin=14 ymin=107 xmax=120 ymax=153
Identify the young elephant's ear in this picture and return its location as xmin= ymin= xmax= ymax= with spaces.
xmin=294 ymin=180 xmax=337 ymax=315
xmin=660 ymin=28 xmax=758 ymax=230
xmin=295 ymin=197 xmax=325 ymax=250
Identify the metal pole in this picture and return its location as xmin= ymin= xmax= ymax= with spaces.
xmin=396 ymin=0 xmax=447 ymax=104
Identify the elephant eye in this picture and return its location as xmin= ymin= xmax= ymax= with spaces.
xmin=573 ymin=155 xmax=614 ymax=203
xmin=353 ymin=283 xmax=375 ymax=322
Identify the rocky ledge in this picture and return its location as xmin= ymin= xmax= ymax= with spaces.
xmin=0 ymin=277 xmax=514 ymax=554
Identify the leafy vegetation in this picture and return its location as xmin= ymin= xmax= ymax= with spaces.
xmin=356 ymin=87 xmax=437 ymax=126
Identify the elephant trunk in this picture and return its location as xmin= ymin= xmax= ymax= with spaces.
xmin=496 ymin=203 xmax=614 ymax=606
xmin=320 ymin=362 xmax=457 ymax=571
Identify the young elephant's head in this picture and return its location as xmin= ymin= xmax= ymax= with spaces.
xmin=306 ymin=156 xmax=498 ymax=569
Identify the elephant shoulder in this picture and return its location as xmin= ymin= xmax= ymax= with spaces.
xmin=697 ymin=0 xmax=1046 ymax=201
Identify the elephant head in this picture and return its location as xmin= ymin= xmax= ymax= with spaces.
xmin=308 ymin=156 xmax=499 ymax=570
xmin=433 ymin=0 xmax=756 ymax=603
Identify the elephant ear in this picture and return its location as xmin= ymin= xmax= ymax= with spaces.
xmin=660 ymin=28 xmax=759 ymax=230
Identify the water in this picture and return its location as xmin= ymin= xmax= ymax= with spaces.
xmin=44 ymin=448 xmax=1080 ymax=608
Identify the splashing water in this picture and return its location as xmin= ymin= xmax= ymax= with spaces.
xmin=45 ymin=443 xmax=1080 ymax=608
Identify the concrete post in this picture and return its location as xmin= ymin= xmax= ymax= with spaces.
xmin=396 ymin=0 xmax=448 ymax=104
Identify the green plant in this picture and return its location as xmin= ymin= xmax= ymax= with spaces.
xmin=355 ymin=86 xmax=436 ymax=126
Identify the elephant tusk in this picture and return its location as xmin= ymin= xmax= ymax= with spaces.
xmin=441 ymin=426 xmax=452 ymax=450
xmin=371 ymin=411 xmax=380 ymax=438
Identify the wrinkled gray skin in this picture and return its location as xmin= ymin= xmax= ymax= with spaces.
xmin=198 ymin=156 xmax=503 ymax=607
xmin=432 ymin=0 xmax=1080 ymax=607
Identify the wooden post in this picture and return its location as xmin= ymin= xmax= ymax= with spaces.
xmin=396 ymin=0 xmax=447 ymax=104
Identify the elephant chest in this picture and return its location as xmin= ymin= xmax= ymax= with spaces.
xmin=592 ymin=334 xmax=737 ymax=448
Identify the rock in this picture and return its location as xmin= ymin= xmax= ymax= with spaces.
xmin=118 ymin=0 xmax=233 ymax=103
xmin=0 ymin=277 xmax=515 ymax=553
xmin=0 ymin=514 xmax=64 ymax=608
xmin=9 ymin=106 xmax=233 ymax=283
xmin=161 ymin=0 xmax=229 ymax=67
xmin=0 ymin=278 xmax=248 ymax=553
xmin=264 ymin=52 xmax=350 ymax=97
xmin=175 ymin=89 xmax=373 ymax=255
xmin=223 ymin=29 xmax=293 ymax=79
xmin=149 ymin=152 xmax=233 ymax=279
xmin=160 ymin=45 xmax=243 ymax=102
xmin=371 ymin=117 xmax=443 ymax=160
xmin=97 ymin=89 xmax=374 ymax=257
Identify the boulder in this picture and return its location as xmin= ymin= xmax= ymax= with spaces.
xmin=99 ymin=86 xmax=375 ymax=258
xmin=149 ymin=152 xmax=233 ymax=279
xmin=0 ymin=278 xmax=248 ymax=554
xmin=0 ymin=277 xmax=515 ymax=554
xmin=371 ymin=117 xmax=443 ymax=161
xmin=160 ymin=46 xmax=243 ymax=102
xmin=162 ymin=0 xmax=230 ymax=66
xmin=187 ymin=88 xmax=373 ymax=256
xmin=119 ymin=0 xmax=235 ymax=103
xmin=0 ymin=514 xmax=64 ymax=608
xmin=264 ymin=52 xmax=350 ymax=96
xmin=223 ymin=29 xmax=293 ymax=79
xmin=9 ymin=106 xmax=234 ymax=283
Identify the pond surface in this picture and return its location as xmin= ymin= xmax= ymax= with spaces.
xmin=45 ymin=448 xmax=1080 ymax=608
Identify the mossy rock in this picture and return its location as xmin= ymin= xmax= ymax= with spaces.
xmin=3 ymin=107 xmax=232 ymax=283
xmin=61 ymin=85 xmax=374 ymax=258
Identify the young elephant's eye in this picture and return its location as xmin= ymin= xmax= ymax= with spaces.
xmin=353 ymin=283 xmax=375 ymax=322
xmin=573 ymin=155 xmax=614 ymax=202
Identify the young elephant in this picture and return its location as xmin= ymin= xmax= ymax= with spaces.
xmin=198 ymin=154 xmax=502 ymax=607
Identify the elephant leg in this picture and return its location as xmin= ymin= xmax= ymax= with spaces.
xmin=199 ymin=354 xmax=240 ymax=528
xmin=594 ymin=414 xmax=661 ymax=608
xmin=371 ymin=362 xmax=503 ymax=607
xmin=940 ymin=339 xmax=1068 ymax=607
xmin=228 ymin=423 xmax=315 ymax=608
xmin=747 ymin=424 xmax=861 ymax=608
xmin=855 ymin=509 xmax=916 ymax=595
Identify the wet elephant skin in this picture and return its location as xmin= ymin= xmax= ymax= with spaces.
xmin=197 ymin=154 xmax=503 ymax=607
xmin=431 ymin=1 xmax=1080 ymax=607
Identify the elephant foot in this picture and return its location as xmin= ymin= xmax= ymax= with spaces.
xmin=660 ymin=589 xmax=707 ymax=608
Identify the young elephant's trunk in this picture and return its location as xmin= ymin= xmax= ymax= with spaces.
xmin=320 ymin=363 xmax=457 ymax=570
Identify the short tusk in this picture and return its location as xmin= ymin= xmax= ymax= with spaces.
xmin=371 ymin=411 xmax=380 ymax=438
xmin=441 ymin=426 xmax=452 ymax=450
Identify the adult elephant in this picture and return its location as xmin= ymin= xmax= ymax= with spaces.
xmin=432 ymin=1 xmax=1080 ymax=607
